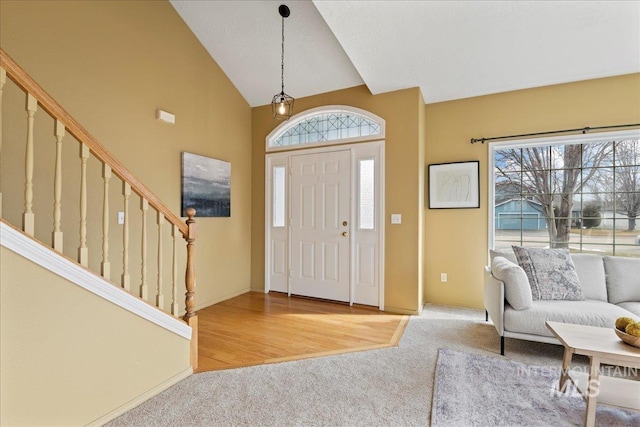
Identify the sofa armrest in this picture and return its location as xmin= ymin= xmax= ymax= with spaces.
xmin=484 ymin=266 xmax=505 ymax=336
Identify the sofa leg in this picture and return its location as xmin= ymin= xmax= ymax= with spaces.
xmin=485 ymin=310 xmax=488 ymax=322
xmin=500 ymin=336 xmax=505 ymax=356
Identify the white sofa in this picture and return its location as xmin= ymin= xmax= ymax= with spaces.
xmin=484 ymin=251 xmax=640 ymax=355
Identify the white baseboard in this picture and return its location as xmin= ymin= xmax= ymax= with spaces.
xmin=86 ymin=367 xmax=193 ymax=426
xmin=0 ymin=221 xmax=192 ymax=340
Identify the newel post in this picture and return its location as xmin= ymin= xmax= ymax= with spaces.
xmin=183 ymin=207 xmax=198 ymax=370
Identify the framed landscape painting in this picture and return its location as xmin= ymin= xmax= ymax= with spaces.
xmin=181 ymin=152 xmax=231 ymax=217
xmin=428 ymin=160 xmax=480 ymax=209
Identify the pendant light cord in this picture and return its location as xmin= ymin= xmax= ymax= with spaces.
xmin=281 ymin=15 xmax=285 ymax=94
xmin=271 ymin=4 xmax=293 ymax=119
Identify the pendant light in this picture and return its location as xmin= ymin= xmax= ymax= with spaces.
xmin=271 ymin=4 xmax=294 ymax=120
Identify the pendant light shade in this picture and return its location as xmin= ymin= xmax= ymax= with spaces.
xmin=272 ymin=4 xmax=294 ymax=120
xmin=271 ymin=91 xmax=294 ymax=120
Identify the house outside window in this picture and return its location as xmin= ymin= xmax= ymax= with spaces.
xmin=489 ymin=130 xmax=640 ymax=258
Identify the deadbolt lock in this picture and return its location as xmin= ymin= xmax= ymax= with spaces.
xmin=342 ymin=221 xmax=348 ymax=226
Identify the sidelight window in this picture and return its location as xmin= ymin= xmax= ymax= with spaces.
xmin=273 ymin=166 xmax=286 ymax=227
xmin=358 ymin=159 xmax=375 ymax=230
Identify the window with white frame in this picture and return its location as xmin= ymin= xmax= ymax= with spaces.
xmin=272 ymin=166 xmax=286 ymax=227
xmin=267 ymin=107 xmax=384 ymax=150
xmin=490 ymin=131 xmax=640 ymax=258
xmin=358 ymin=158 xmax=375 ymax=230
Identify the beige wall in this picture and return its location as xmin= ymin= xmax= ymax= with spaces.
xmin=0 ymin=0 xmax=253 ymax=308
xmin=0 ymin=246 xmax=191 ymax=426
xmin=424 ymin=73 xmax=640 ymax=308
xmin=252 ymin=86 xmax=424 ymax=314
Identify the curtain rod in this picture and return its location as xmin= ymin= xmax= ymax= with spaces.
xmin=470 ymin=123 xmax=640 ymax=144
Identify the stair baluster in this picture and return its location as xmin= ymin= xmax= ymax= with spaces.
xmin=23 ymin=93 xmax=37 ymax=235
xmin=101 ymin=164 xmax=111 ymax=279
xmin=52 ymin=119 xmax=65 ymax=252
xmin=78 ymin=143 xmax=89 ymax=266
xmin=171 ymin=224 xmax=179 ymax=316
xmin=122 ymin=182 xmax=131 ymax=291
xmin=140 ymin=198 xmax=149 ymax=300
xmin=156 ymin=211 xmax=164 ymax=309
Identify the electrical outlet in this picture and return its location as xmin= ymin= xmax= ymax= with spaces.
xmin=117 ymin=211 xmax=125 ymax=225
xmin=440 ymin=273 xmax=447 ymax=282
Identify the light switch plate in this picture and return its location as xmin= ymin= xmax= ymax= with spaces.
xmin=391 ymin=214 xmax=402 ymax=224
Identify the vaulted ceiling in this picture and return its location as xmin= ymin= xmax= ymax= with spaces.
xmin=170 ymin=1 xmax=640 ymax=107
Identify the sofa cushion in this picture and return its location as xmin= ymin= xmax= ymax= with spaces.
xmin=512 ymin=246 xmax=585 ymax=301
xmin=490 ymin=249 xmax=517 ymax=265
xmin=570 ymin=254 xmax=607 ymax=302
xmin=617 ymin=302 xmax=640 ymax=317
xmin=491 ymin=256 xmax=533 ymax=310
xmin=604 ymin=256 xmax=640 ymax=304
xmin=504 ymin=300 xmax=636 ymax=337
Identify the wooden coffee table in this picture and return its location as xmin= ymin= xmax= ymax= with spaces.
xmin=546 ymin=321 xmax=640 ymax=427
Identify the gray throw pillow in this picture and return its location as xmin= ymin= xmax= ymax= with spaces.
xmin=491 ymin=256 xmax=533 ymax=310
xmin=512 ymin=246 xmax=585 ymax=301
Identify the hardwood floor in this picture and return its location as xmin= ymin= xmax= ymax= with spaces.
xmin=197 ymin=291 xmax=409 ymax=372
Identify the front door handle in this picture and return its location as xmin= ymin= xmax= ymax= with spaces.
xmin=342 ymin=232 xmax=348 ymax=237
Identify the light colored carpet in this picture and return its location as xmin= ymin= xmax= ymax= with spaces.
xmin=106 ymin=305 xmax=636 ymax=426
xmin=431 ymin=348 xmax=640 ymax=426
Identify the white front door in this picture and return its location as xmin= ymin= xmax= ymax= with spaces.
xmin=290 ymin=150 xmax=351 ymax=302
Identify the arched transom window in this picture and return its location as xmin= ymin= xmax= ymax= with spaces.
xmin=267 ymin=106 xmax=385 ymax=151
